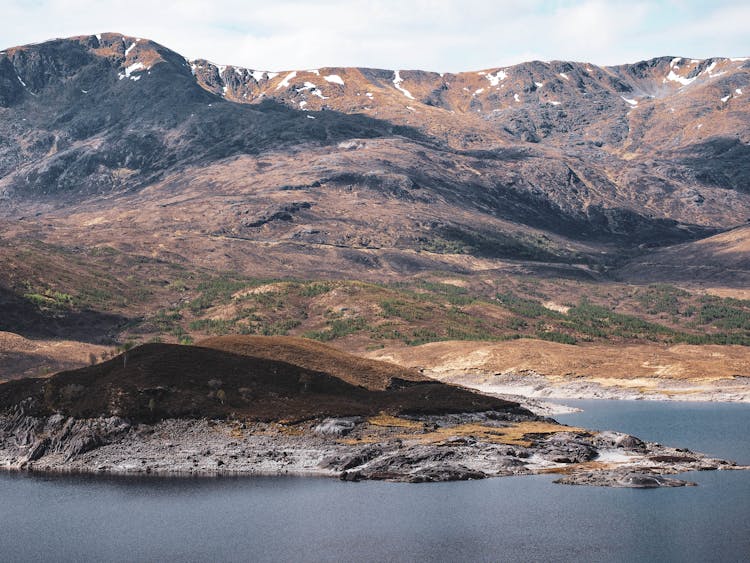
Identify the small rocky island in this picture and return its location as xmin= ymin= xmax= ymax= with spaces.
xmin=0 ymin=337 xmax=743 ymax=487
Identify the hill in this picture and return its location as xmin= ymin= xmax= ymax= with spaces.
xmin=0 ymin=338 xmax=524 ymax=422
xmin=618 ymin=225 xmax=750 ymax=287
xmin=197 ymin=335 xmax=428 ymax=390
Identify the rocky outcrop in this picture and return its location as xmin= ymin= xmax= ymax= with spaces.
xmin=0 ymin=410 xmax=743 ymax=487
xmin=555 ymin=471 xmax=696 ymax=488
xmin=0 ymin=405 xmax=131 ymax=466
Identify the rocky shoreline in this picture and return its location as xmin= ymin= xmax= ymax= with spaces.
xmin=1 ymin=408 xmax=744 ymax=488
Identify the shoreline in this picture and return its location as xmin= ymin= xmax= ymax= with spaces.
xmin=1 ymin=412 xmax=746 ymax=488
xmin=438 ymin=373 xmax=750 ymax=407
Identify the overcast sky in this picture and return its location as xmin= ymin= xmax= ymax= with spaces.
xmin=2 ymin=0 xmax=749 ymax=72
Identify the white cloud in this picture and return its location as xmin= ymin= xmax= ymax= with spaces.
xmin=0 ymin=0 xmax=747 ymax=72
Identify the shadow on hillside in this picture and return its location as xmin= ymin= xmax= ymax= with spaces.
xmin=0 ymin=286 xmax=126 ymax=344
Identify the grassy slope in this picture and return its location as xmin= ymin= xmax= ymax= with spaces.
xmin=3 ymin=239 xmax=750 ymax=351
xmin=1 ymin=240 xmax=749 ymax=381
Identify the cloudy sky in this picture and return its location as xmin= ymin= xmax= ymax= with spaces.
xmin=2 ymin=0 xmax=749 ymax=72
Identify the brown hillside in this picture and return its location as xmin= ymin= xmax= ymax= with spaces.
xmin=368 ymin=339 xmax=750 ymax=381
xmin=618 ymin=226 xmax=750 ymax=286
xmin=197 ymin=335 xmax=429 ymax=390
xmin=0 ymin=343 xmax=525 ymax=423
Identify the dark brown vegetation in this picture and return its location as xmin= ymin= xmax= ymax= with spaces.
xmin=0 ymin=338 xmax=525 ymax=422
xmin=197 ymin=335 xmax=428 ymax=390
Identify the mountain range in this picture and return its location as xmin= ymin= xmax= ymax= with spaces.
xmin=0 ymin=32 xmax=749 ymax=375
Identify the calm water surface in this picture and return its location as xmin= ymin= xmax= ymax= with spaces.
xmin=1 ymin=401 xmax=748 ymax=563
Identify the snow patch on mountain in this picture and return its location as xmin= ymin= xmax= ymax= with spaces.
xmin=124 ymin=39 xmax=139 ymax=56
xmin=277 ymin=71 xmax=297 ymax=90
xmin=298 ymin=82 xmax=328 ymax=99
xmin=665 ymin=70 xmax=696 ymax=86
xmin=703 ymin=61 xmax=717 ymax=76
xmin=486 ymin=70 xmax=507 ymax=86
xmin=324 ymin=74 xmax=344 ymax=86
xmin=118 ymin=62 xmax=146 ymax=81
xmin=393 ymin=71 xmax=414 ymax=99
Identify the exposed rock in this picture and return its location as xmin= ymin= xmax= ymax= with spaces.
xmin=314 ymin=418 xmax=359 ymax=436
xmin=0 ymin=412 xmax=744 ymax=487
xmin=593 ymin=431 xmax=646 ymax=450
xmin=25 ymin=437 xmax=50 ymax=462
xmin=556 ymin=470 xmax=696 ymax=488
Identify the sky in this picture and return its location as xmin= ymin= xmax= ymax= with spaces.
xmin=2 ymin=0 xmax=749 ymax=72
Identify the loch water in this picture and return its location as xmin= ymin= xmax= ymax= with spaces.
xmin=1 ymin=401 xmax=749 ymax=563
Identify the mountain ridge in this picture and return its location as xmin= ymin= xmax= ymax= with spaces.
xmin=0 ymin=33 xmax=748 ymax=293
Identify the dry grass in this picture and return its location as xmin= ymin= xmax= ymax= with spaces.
xmin=342 ymin=418 xmax=582 ymax=448
xmin=0 ymin=331 xmax=110 ymax=381
xmin=368 ymin=413 xmax=423 ymax=428
xmin=407 ymin=420 xmax=584 ymax=448
xmin=369 ymin=339 xmax=750 ymax=381
xmin=198 ymin=335 xmax=429 ymax=391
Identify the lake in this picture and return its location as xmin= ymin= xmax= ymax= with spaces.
xmin=1 ymin=401 xmax=748 ymax=562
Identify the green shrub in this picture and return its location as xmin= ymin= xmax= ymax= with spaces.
xmin=536 ymin=330 xmax=577 ymax=345
xmin=299 ymin=282 xmax=333 ymax=297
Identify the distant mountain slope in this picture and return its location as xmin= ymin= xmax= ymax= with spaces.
xmin=0 ymin=33 xmax=748 ymax=283
xmin=618 ymin=225 xmax=750 ymax=286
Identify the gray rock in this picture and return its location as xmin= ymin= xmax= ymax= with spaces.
xmin=313 ymin=418 xmax=358 ymax=436
xmin=594 ymin=431 xmax=646 ymax=450
xmin=26 ymin=437 xmax=50 ymax=462
xmin=555 ymin=470 xmax=696 ymax=488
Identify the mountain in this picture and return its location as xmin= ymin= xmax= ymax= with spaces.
xmin=618 ymin=225 xmax=750 ymax=286
xmin=1 ymin=34 xmax=748 ymax=263
xmin=0 ymin=33 xmax=749 ymax=368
